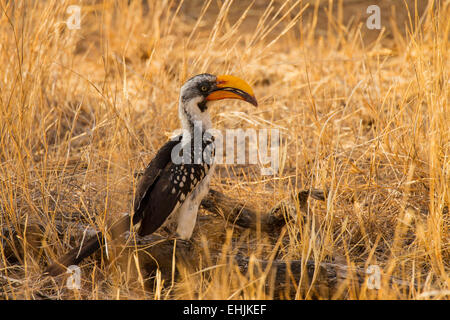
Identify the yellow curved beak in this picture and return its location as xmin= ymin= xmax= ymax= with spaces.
xmin=206 ymin=75 xmax=258 ymax=107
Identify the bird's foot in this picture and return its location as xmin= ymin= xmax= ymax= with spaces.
xmin=173 ymin=235 xmax=194 ymax=250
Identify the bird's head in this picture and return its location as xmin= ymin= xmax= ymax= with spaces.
xmin=179 ymin=73 xmax=257 ymax=118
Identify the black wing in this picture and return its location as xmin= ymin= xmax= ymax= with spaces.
xmin=132 ymin=135 xmax=181 ymax=225
xmin=134 ymin=134 xmax=214 ymax=237
xmin=136 ymin=161 xmax=210 ymax=236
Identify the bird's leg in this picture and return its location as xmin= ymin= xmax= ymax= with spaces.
xmin=174 ymin=238 xmax=194 ymax=252
xmin=161 ymin=227 xmax=194 ymax=249
xmin=167 ymin=232 xmax=193 ymax=251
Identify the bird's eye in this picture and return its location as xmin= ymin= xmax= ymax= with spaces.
xmin=200 ymin=85 xmax=208 ymax=92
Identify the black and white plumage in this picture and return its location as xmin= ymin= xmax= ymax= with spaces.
xmin=132 ymin=133 xmax=215 ymax=239
xmin=45 ymin=73 xmax=257 ymax=275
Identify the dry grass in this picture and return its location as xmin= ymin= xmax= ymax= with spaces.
xmin=0 ymin=0 xmax=448 ymax=300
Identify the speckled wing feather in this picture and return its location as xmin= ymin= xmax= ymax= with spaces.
xmin=135 ymin=134 xmax=214 ymax=236
xmin=136 ymin=161 xmax=211 ymax=236
xmin=132 ymin=135 xmax=182 ymax=225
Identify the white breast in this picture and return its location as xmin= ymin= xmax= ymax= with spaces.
xmin=174 ymin=163 xmax=215 ymax=240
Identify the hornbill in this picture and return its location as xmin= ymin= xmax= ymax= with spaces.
xmin=45 ymin=73 xmax=257 ymax=276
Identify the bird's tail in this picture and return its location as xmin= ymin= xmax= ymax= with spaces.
xmin=44 ymin=214 xmax=131 ymax=276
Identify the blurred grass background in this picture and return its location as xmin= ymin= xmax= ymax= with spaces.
xmin=0 ymin=0 xmax=448 ymax=299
